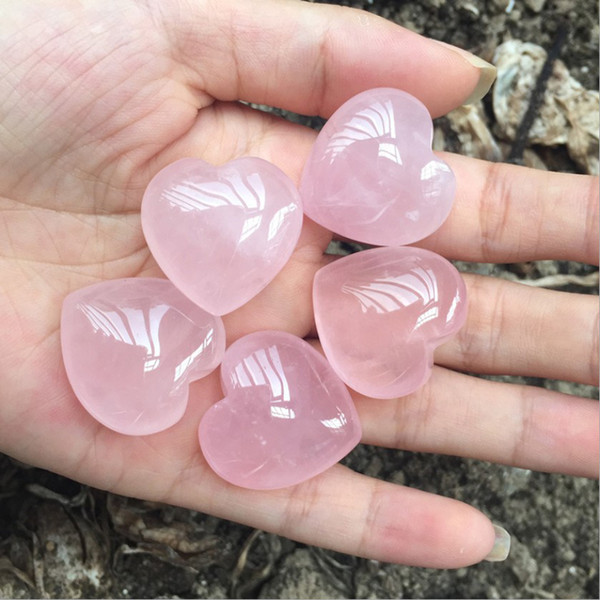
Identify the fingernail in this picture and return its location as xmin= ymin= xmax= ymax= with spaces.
xmin=484 ymin=524 xmax=511 ymax=562
xmin=433 ymin=40 xmax=497 ymax=105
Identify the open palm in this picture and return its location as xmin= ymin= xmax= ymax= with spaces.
xmin=1 ymin=0 xmax=597 ymax=568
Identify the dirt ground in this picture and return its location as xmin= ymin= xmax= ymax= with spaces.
xmin=1 ymin=0 xmax=598 ymax=598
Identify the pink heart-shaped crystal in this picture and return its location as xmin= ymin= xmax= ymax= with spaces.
xmin=299 ymin=88 xmax=455 ymax=246
xmin=61 ymin=278 xmax=225 ymax=435
xmin=141 ymin=158 xmax=303 ymax=315
xmin=313 ymin=247 xmax=467 ymax=399
xmin=198 ymin=331 xmax=361 ymax=489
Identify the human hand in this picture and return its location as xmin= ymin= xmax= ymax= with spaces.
xmin=0 ymin=0 xmax=597 ymax=569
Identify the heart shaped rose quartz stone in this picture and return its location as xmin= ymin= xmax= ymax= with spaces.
xmin=198 ymin=331 xmax=361 ymax=489
xmin=299 ymin=88 xmax=455 ymax=246
xmin=61 ymin=278 xmax=225 ymax=435
xmin=141 ymin=158 xmax=303 ymax=316
xmin=313 ymin=247 xmax=467 ymax=399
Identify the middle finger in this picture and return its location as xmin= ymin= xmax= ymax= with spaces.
xmin=436 ymin=273 xmax=599 ymax=386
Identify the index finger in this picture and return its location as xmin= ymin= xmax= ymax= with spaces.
xmin=418 ymin=153 xmax=599 ymax=265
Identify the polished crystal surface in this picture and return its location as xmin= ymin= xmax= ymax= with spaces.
xmin=61 ymin=278 xmax=225 ymax=435
xmin=141 ymin=157 xmax=303 ymax=316
xmin=299 ymin=88 xmax=455 ymax=246
xmin=198 ymin=331 xmax=361 ymax=489
xmin=313 ymin=247 xmax=467 ymax=399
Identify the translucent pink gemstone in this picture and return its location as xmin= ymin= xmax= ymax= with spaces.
xmin=61 ymin=278 xmax=225 ymax=435
xmin=141 ymin=157 xmax=303 ymax=316
xmin=313 ymin=247 xmax=467 ymax=399
xmin=299 ymin=88 xmax=455 ymax=246
xmin=198 ymin=331 xmax=361 ymax=489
